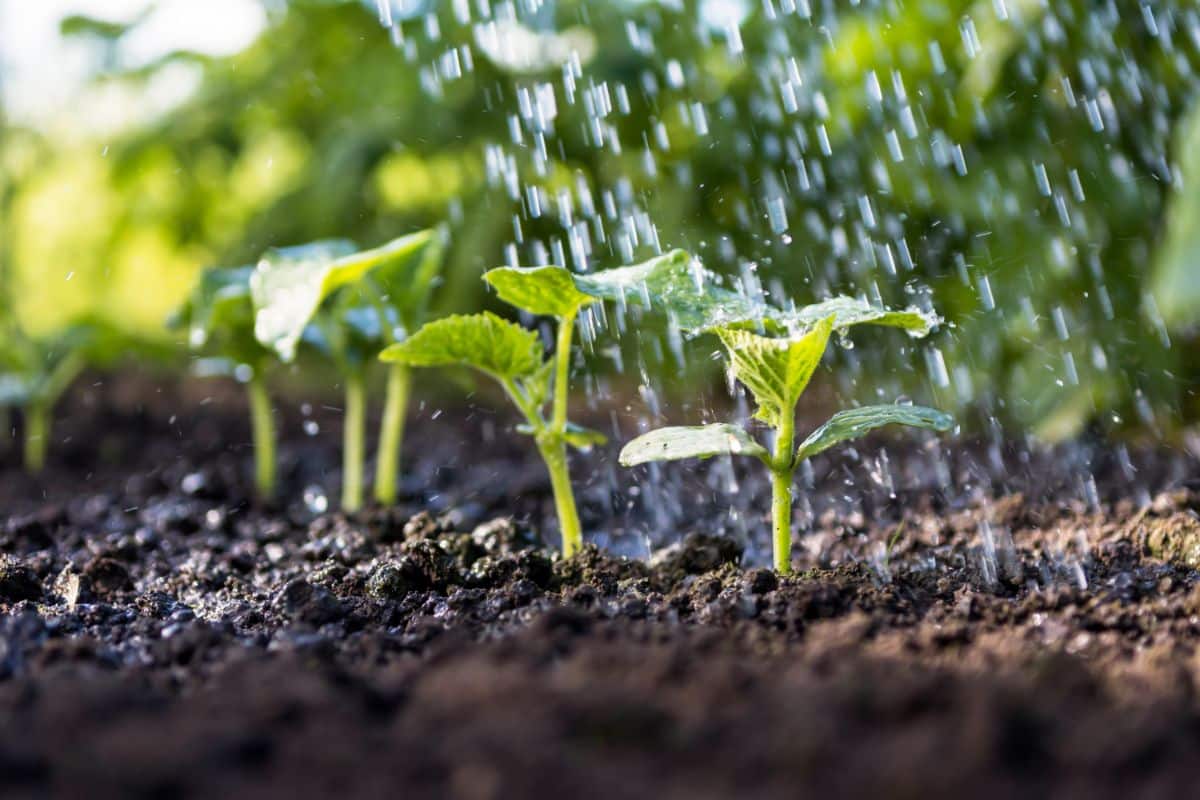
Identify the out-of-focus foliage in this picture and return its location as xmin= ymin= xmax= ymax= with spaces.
xmin=1152 ymin=102 xmax=1200 ymax=334
xmin=2 ymin=0 xmax=1199 ymax=436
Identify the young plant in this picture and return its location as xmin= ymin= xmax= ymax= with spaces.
xmin=172 ymin=265 xmax=280 ymax=499
xmin=0 ymin=319 xmax=144 ymax=473
xmin=378 ymin=254 xmax=700 ymax=557
xmin=250 ymin=229 xmax=442 ymax=511
xmin=620 ymin=317 xmax=952 ymax=574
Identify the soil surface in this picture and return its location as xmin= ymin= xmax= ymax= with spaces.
xmin=5 ymin=376 xmax=1200 ymax=798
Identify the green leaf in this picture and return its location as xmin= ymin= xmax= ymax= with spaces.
xmin=619 ymin=423 xmax=769 ymax=466
xmin=782 ymin=296 xmax=939 ymax=337
xmin=387 ymin=225 xmax=447 ymax=331
xmin=575 ymin=249 xmax=771 ymax=332
xmin=379 ymin=312 xmax=544 ymax=381
xmin=569 ymin=250 xmax=939 ymax=338
xmin=481 ymin=252 xmax=936 ymax=349
xmin=0 ymin=317 xmax=147 ymax=407
xmin=171 ymin=266 xmax=259 ymax=359
xmin=483 ymin=265 xmax=598 ymax=318
xmin=715 ymin=316 xmax=835 ymax=428
xmin=1152 ymin=101 xmax=1200 ymax=330
xmin=795 ymin=404 xmax=954 ymax=462
xmin=251 ymin=231 xmax=436 ymax=362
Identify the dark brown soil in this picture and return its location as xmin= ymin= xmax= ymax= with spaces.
xmin=5 ymin=376 xmax=1200 ymax=798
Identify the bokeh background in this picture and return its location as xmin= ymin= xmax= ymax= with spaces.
xmin=1 ymin=0 xmax=1198 ymax=438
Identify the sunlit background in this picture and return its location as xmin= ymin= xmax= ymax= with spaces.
xmin=1 ymin=0 xmax=1198 ymax=439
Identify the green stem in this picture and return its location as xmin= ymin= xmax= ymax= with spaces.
xmin=551 ymin=311 xmax=576 ymax=430
xmin=23 ymin=402 xmax=48 ymax=474
xmin=770 ymin=413 xmax=796 ymax=574
xmin=373 ymin=363 xmax=411 ymax=505
xmin=342 ymin=371 xmax=367 ymax=512
xmin=500 ymin=312 xmax=585 ymax=558
xmin=246 ymin=375 xmax=277 ymax=500
xmin=540 ymin=441 xmax=583 ymax=557
xmin=549 ymin=311 xmax=583 ymax=556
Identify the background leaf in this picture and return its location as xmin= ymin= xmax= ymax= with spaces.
xmin=251 ymin=231 xmax=435 ymax=362
xmin=1151 ymin=101 xmax=1200 ymax=331
xmin=619 ymin=423 xmax=769 ymax=466
xmin=170 ymin=265 xmax=265 ymax=369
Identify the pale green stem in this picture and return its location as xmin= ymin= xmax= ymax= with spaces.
xmin=23 ymin=401 xmax=48 ymax=474
xmin=498 ymin=312 xmax=584 ymax=558
xmin=342 ymin=371 xmax=367 ymax=512
xmin=374 ymin=363 xmax=411 ymax=505
xmin=540 ymin=441 xmax=582 ymax=557
xmin=548 ymin=311 xmax=583 ymax=556
xmin=20 ymin=352 xmax=86 ymax=475
xmin=551 ymin=311 xmax=576 ymax=430
xmin=770 ymin=413 xmax=796 ymax=574
xmin=246 ymin=375 xmax=276 ymax=500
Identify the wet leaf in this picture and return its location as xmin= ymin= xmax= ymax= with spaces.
xmin=483 ymin=265 xmax=598 ymax=318
xmin=715 ymin=316 xmax=835 ymax=428
xmin=781 ymin=296 xmax=938 ymax=337
xmin=379 ymin=312 xmax=544 ymax=381
xmin=251 ymin=230 xmax=436 ymax=362
xmin=619 ymin=423 xmax=769 ymax=466
xmin=575 ymin=249 xmax=772 ymax=332
xmin=795 ymin=404 xmax=954 ymax=462
xmin=577 ymin=250 xmax=937 ymax=337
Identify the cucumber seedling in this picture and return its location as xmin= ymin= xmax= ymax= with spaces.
xmin=0 ymin=318 xmax=147 ymax=473
xmin=620 ymin=316 xmax=952 ymax=574
xmin=380 ymin=252 xmax=692 ymax=557
xmin=251 ymin=229 xmax=443 ymax=511
xmin=172 ymin=265 xmax=280 ymax=499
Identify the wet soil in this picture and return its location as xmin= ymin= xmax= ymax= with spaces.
xmin=5 ymin=376 xmax=1200 ymax=798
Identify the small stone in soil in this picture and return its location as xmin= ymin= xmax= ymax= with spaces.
xmin=0 ymin=555 xmax=42 ymax=602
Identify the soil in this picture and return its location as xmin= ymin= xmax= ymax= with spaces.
xmin=5 ymin=375 xmax=1200 ymax=798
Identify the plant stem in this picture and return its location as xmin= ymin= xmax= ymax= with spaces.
xmin=342 ymin=370 xmax=367 ymax=512
xmin=500 ymin=312 xmax=585 ymax=558
xmin=246 ymin=375 xmax=276 ymax=500
xmin=770 ymin=413 xmax=797 ymax=574
xmin=373 ymin=363 xmax=411 ymax=505
xmin=23 ymin=402 xmax=48 ymax=474
xmin=540 ymin=441 xmax=583 ymax=557
xmin=551 ymin=311 xmax=576 ymax=430
xmin=548 ymin=311 xmax=583 ymax=556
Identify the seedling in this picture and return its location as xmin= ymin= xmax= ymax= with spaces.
xmin=172 ymin=265 xmax=280 ymax=499
xmin=380 ymin=253 xmax=701 ymax=557
xmin=620 ymin=318 xmax=952 ymax=574
xmin=251 ymin=229 xmax=443 ymax=511
xmin=0 ymin=319 xmax=142 ymax=473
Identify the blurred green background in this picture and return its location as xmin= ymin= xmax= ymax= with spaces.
xmin=1 ymin=0 xmax=1198 ymax=438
